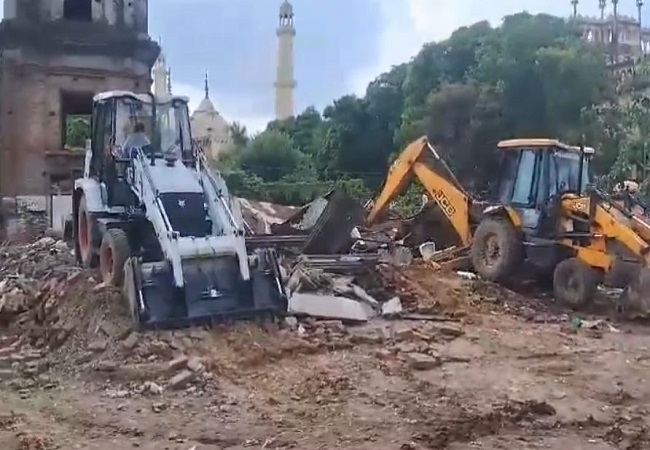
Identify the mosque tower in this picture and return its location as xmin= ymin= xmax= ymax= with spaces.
xmin=274 ymin=1 xmax=296 ymax=120
xmin=152 ymin=41 xmax=170 ymax=98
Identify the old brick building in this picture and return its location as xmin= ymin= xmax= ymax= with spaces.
xmin=0 ymin=0 xmax=159 ymax=198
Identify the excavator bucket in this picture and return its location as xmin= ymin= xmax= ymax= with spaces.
xmin=620 ymin=266 xmax=650 ymax=319
xmin=123 ymin=249 xmax=287 ymax=330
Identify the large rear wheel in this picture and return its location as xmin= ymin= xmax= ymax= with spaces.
xmin=99 ymin=228 xmax=131 ymax=286
xmin=621 ymin=267 xmax=650 ymax=317
xmin=76 ymin=196 xmax=98 ymax=268
xmin=470 ymin=217 xmax=523 ymax=282
xmin=553 ymin=258 xmax=598 ymax=309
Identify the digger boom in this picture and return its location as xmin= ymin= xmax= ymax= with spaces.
xmin=367 ymin=137 xmax=473 ymax=246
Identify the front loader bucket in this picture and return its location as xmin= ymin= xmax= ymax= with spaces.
xmin=620 ymin=266 xmax=650 ymax=318
xmin=124 ymin=250 xmax=287 ymax=330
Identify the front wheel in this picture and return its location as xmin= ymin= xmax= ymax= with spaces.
xmin=470 ymin=217 xmax=523 ymax=282
xmin=76 ymin=196 xmax=98 ymax=268
xmin=99 ymin=228 xmax=131 ymax=286
xmin=553 ymin=258 xmax=598 ymax=309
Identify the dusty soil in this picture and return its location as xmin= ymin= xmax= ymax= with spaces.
xmin=1 ymin=241 xmax=650 ymax=449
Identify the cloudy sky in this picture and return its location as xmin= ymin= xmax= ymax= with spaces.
xmin=152 ymin=0 xmax=646 ymax=131
xmin=17 ymin=1 xmax=648 ymax=132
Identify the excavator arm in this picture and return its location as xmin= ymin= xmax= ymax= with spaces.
xmin=560 ymin=194 xmax=650 ymax=270
xmin=561 ymin=193 xmax=650 ymax=315
xmin=367 ymin=137 xmax=473 ymax=246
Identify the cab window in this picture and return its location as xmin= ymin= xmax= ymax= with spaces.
xmin=552 ymin=151 xmax=589 ymax=194
xmin=511 ymin=149 xmax=538 ymax=205
xmin=497 ymin=151 xmax=518 ymax=203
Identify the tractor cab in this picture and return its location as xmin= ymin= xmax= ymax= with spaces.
xmin=493 ymin=138 xmax=594 ymax=235
xmin=87 ymin=91 xmax=194 ymax=207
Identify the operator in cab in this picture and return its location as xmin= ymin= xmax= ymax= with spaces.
xmin=123 ymin=122 xmax=150 ymax=155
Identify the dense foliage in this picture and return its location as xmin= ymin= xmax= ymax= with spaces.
xmin=218 ymin=13 xmax=649 ymax=205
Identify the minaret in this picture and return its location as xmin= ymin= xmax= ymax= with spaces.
xmin=204 ymin=71 xmax=210 ymax=99
xmin=275 ymin=1 xmax=296 ymax=120
xmin=599 ymin=0 xmax=606 ymax=20
xmin=612 ymin=0 xmax=619 ymax=63
xmin=153 ymin=47 xmax=168 ymax=99
xmin=637 ymin=0 xmax=644 ymax=55
xmin=571 ymin=0 xmax=578 ymax=17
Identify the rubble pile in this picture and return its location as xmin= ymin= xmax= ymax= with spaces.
xmin=0 ymin=236 xmax=81 ymax=334
xmin=0 ymin=198 xmax=50 ymax=243
xmin=0 ymin=236 xmax=222 ymax=394
xmin=0 ymin=237 xmax=130 ymax=385
xmin=0 ymin=189 xmax=562 ymax=400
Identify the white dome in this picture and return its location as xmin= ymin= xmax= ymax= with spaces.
xmin=195 ymin=96 xmax=216 ymax=113
xmin=192 ymin=102 xmax=230 ymax=136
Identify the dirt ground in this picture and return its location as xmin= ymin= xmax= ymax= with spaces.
xmin=2 ymin=242 xmax=650 ymax=449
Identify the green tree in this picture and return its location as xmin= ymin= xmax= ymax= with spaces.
xmin=238 ymin=129 xmax=302 ymax=182
xmin=221 ymin=12 xmax=618 ymax=208
xmin=65 ymin=116 xmax=91 ymax=149
xmin=291 ymin=106 xmax=322 ymax=155
xmin=229 ymin=121 xmax=249 ymax=149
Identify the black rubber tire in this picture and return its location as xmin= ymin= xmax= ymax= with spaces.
xmin=553 ymin=258 xmax=598 ymax=309
xmin=122 ymin=257 xmax=142 ymax=327
xmin=76 ymin=196 xmax=98 ymax=268
xmin=99 ymin=228 xmax=131 ymax=286
xmin=470 ymin=217 xmax=523 ymax=282
xmin=620 ymin=267 xmax=650 ymax=317
xmin=604 ymin=261 xmax=641 ymax=288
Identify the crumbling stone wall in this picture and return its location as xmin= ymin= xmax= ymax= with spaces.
xmin=0 ymin=196 xmax=48 ymax=242
xmin=0 ymin=63 xmax=149 ymax=196
xmin=0 ymin=0 xmax=159 ymax=197
xmin=7 ymin=0 xmax=148 ymax=33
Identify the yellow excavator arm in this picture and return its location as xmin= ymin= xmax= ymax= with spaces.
xmin=561 ymin=195 xmax=650 ymax=270
xmin=366 ymin=136 xmax=473 ymax=246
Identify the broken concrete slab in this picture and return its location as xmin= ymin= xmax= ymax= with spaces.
xmin=405 ymin=353 xmax=442 ymax=371
xmin=349 ymin=327 xmax=388 ymax=345
xmin=187 ymin=357 xmax=205 ymax=373
xmin=122 ymin=332 xmax=139 ymax=350
xmin=433 ymin=324 xmax=464 ymax=339
xmin=166 ymin=356 xmax=189 ymax=372
xmin=87 ymin=340 xmax=107 ymax=352
xmin=382 ymin=297 xmax=403 ymax=318
xmin=167 ymin=370 xmax=194 ymax=390
xmin=288 ymin=293 xmax=371 ymax=322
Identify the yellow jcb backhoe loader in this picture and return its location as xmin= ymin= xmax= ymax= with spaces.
xmin=367 ymin=136 xmax=650 ymax=313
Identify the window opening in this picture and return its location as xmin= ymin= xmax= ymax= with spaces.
xmin=60 ymin=90 xmax=93 ymax=150
xmin=63 ymin=0 xmax=92 ymax=22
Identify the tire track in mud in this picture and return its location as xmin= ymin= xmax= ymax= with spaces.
xmin=406 ymin=399 xmax=556 ymax=448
